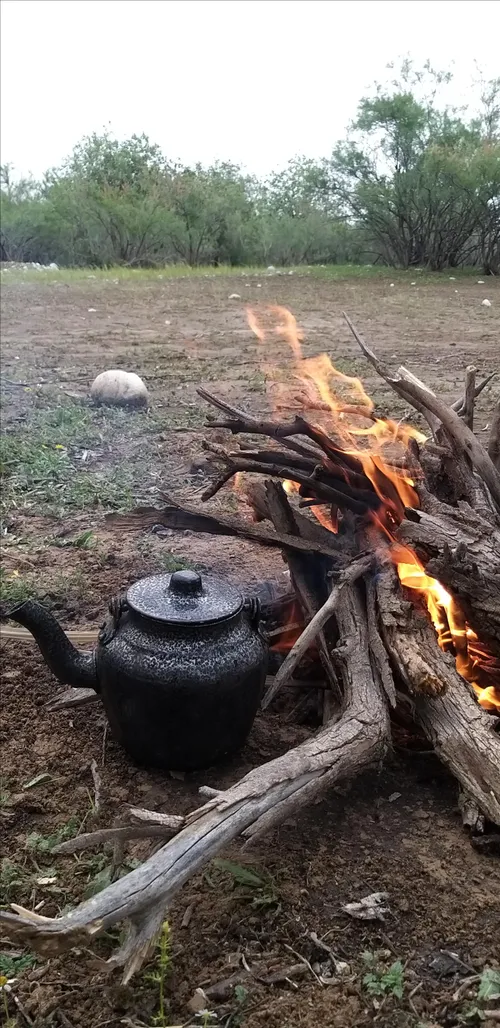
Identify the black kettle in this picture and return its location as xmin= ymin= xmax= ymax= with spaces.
xmin=5 ymin=570 xmax=269 ymax=771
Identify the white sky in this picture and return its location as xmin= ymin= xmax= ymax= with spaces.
xmin=1 ymin=0 xmax=499 ymax=180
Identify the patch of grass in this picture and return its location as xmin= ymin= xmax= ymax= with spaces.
xmin=0 ymin=397 xmax=169 ymax=516
xmin=26 ymin=815 xmax=82 ymax=854
xmin=0 ymin=859 xmax=34 ymax=903
xmin=1 ymin=263 xmax=486 ymax=288
xmin=158 ymin=552 xmax=196 ymax=573
xmin=0 ymin=567 xmax=36 ymax=606
xmin=52 ymin=528 xmax=95 ymax=549
xmin=362 ymin=950 xmax=405 ymax=1001
xmin=0 ymin=428 xmax=135 ymax=515
xmin=0 ymin=264 xmax=272 ymax=286
xmin=0 ymin=565 xmax=95 ymax=612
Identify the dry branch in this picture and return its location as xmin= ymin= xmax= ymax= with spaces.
xmin=396 ymin=368 xmax=500 ymax=510
xmin=397 ymin=502 xmax=500 ymax=657
xmin=0 ymin=583 xmax=389 ymax=978
xmin=45 ymin=686 xmax=99 ymax=711
xmin=376 ymin=565 xmax=500 ymax=823
xmin=262 ymin=555 xmax=373 ymax=708
xmin=453 ymin=371 xmax=496 ymax=415
xmin=462 ymin=366 xmax=477 ymax=431
xmin=415 ymin=683 xmax=500 ymax=826
xmin=106 ymin=496 xmax=348 ymax=562
xmin=262 ymin=480 xmax=340 ymax=701
xmin=343 ymin=312 xmax=500 ymax=510
xmin=489 ymin=400 xmax=500 ymax=471
xmin=52 ymin=823 xmax=181 ymax=855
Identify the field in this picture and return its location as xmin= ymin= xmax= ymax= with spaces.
xmin=1 ymin=266 xmax=499 ymax=1028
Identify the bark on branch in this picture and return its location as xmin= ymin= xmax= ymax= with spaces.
xmin=0 ymin=584 xmax=389 ymax=979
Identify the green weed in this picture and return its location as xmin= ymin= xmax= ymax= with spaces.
xmin=0 ymin=952 xmax=37 ymax=977
xmin=477 ymin=967 xmax=500 ymax=1003
xmin=224 ymin=984 xmax=249 ymax=1027
xmin=0 ymin=398 xmax=153 ymax=515
xmin=26 ymin=815 xmax=81 ymax=854
xmin=211 ymin=858 xmax=280 ymax=910
xmin=362 ymin=950 xmax=405 ymax=1000
xmin=159 ymin=553 xmax=196 ymax=573
xmin=145 ymin=920 xmax=172 ymax=1027
xmin=53 ymin=528 xmax=95 ymax=549
xmin=0 ymin=859 xmax=33 ymax=903
xmin=0 ymin=567 xmax=35 ymax=606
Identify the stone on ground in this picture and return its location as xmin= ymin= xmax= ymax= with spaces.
xmin=90 ymin=370 xmax=149 ymax=408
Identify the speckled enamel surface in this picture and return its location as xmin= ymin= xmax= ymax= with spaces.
xmin=126 ymin=571 xmax=243 ymax=625
xmin=95 ymin=598 xmax=268 ymax=771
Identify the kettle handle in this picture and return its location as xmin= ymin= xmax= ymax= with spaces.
xmin=243 ymin=596 xmax=262 ymax=631
xmin=99 ymin=593 xmax=129 ymax=645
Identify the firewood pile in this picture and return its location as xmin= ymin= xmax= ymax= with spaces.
xmin=1 ymin=309 xmax=499 ymax=981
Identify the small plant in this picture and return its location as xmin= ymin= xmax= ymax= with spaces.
xmin=458 ymin=968 xmax=500 ymax=1024
xmin=26 ymin=815 xmax=81 ymax=854
xmin=0 ymin=567 xmax=35 ymax=606
xmin=362 ymin=951 xmax=405 ymax=1000
xmin=145 ymin=920 xmax=172 ymax=1027
xmin=0 ymin=859 xmax=33 ymax=903
xmin=0 ymin=952 xmax=37 ymax=977
xmin=477 ymin=967 xmax=500 ymax=1003
xmin=160 ymin=552 xmax=195 ymax=573
xmin=0 ymin=972 xmax=17 ymax=1027
xmin=224 ymin=984 xmax=249 ymax=1027
xmin=53 ymin=529 xmax=95 ymax=549
xmin=211 ymin=858 xmax=280 ymax=910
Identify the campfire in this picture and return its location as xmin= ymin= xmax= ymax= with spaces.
xmin=2 ymin=308 xmax=499 ymax=980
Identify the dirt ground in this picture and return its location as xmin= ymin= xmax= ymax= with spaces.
xmin=1 ymin=269 xmax=499 ymax=1028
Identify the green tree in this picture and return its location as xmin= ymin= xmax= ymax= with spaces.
xmin=331 ymin=62 xmax=500 ymax=271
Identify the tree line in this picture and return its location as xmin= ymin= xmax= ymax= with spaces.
xmin=1 ymin=63 xmax=499 ymax=272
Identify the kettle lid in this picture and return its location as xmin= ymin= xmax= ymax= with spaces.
xmin=126 ymin=570 xmax=243 ymax=625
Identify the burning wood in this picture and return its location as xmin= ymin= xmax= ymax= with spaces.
xmin=1 ymin=306 xmax=499 ymax=980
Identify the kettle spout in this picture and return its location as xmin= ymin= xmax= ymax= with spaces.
xmin=6 ymin=599 xmax=98 ymax=691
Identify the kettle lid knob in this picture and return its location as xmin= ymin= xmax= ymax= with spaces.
xmin=168 ymin=570 xmax=203 ymax=596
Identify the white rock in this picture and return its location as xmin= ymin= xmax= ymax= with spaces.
xmin=267 ymin=265 xmax=276 ymax=272
xmin=256 ymin=283 xmax=262 ymax=288
xmin=90 ymin=370 xmax=149 ymax=408
xmin=410 ymin=281 xmax=416 ymax=286
xmin=228 ymin=293 xmax=241 ymax=300
xmin=165 ymin=319 xmax=171 ymax=325
xmin=481 ymin=298 xmax=492 ymax=307
xmin=49 ymin=262 xmax=59 ymax=270
xmin=449 ymin=276 xmax=455 ymax=280
xmin=88 ymin=307 xmax=97 ymax=312
xmin=477 ymin=280 xmax=485 ymax=284
xmin=390 ymin=283 xmax=395 ymax=287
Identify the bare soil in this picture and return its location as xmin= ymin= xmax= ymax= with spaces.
xmin=1 ymin=270 xmax=499 ymax=1028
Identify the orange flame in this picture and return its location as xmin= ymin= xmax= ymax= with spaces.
xmin=244 ymin=305 xmax=500 ymax=713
